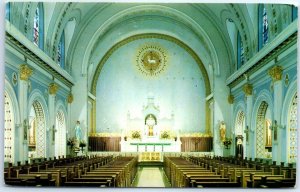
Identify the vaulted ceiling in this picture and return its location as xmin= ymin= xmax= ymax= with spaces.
xmin=10 ymin=2 xmax=292 ymax=88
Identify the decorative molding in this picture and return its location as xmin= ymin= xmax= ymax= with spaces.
xmin=48 ymin=83 xmax=59 ymax=95
xmin=19 ymin=64 xmax=33 ymax=81
xmin=268 ymin=65 xmax=283 ymax=82
xmin=5 ymin=24 xmax=74 ymax=87
xmin=228 ymin=94 xmax=234 ymax=104
xmin=226 ymin=21 xmax=297 ymax=88
xmin=243 ymin=83 xmax=253 ymax=96
xmin=67 ymin=93 xmax=74 ymax=103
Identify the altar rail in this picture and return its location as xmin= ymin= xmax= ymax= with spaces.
xmin=88 ymin=136 xmax=213 ymax=152
xmin=180 ymin=137 xmax=213 ymax=152
xmin=88 ymin=136 xmax=121 ymax=151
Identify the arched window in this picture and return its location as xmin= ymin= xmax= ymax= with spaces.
xmin=256 ymin=101 xmax=272 ymax=158
xmin=258 ymin=5 xmax=269 ymax=50
xmin=288 ymin=93 xmax=297 ymax=163
xmin=237 ymin=32 xmax=245 ymax=69
xmin=33 ymin=3 xmax=44 ymax=50
xmin=5 ymin=2 xmax=10 ymax=21
xmin=28 ymin=101 xmax=46 ymax=158
xmin=4 ymin=92 xmax=14 ymax=163
xmin=292 ymin=5 xmax=298 ymax=21
xmin=57 ymin=31 xmax=65 ymax=68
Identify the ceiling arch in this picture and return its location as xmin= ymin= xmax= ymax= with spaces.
xmin=68 ymin=4 xmax=225 ymax=79
xmin=90 ymin=33 xmax=211 ymax=97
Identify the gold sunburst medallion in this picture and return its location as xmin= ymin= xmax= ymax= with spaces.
xmin=136 ymin=44 xmax=167 ymax=76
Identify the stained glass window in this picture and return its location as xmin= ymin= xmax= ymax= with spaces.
xmin=237 ymin=32 xmax=245 ymax=69
xmin=4 ymin=92 xmax=14 ymax=163
xmin=33 ymin=6 xmax=39 ymax=46
xmin=5 ymin=3 xmax=10 ymax=21
xmin=288 ymin=94 xmax=297 ymax=163
xmin=33 ymin=3 xmax=44 ymax=49
xmin=57 ymin=31 xmax=65 ymax=68
xmin=55 ymin=111 xmax=66 ymax=157
xmin=258 ymin=5 xmax=269 ymax=50
xmin=292 ymin=5 xmax=298 ymax=21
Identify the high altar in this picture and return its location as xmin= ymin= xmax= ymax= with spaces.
xmin=120 ymin=94 xmax=181 ymax=153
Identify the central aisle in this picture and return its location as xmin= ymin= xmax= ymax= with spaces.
xmin=133 ymin=166 xmax=171 ymax=187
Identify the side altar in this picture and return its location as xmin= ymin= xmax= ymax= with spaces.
xmin=120 ymin=94 xmax=181 ymax=152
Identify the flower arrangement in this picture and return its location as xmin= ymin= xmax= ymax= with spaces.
xmin=131 ymin=130 xmax=141 ymax=139
xmin=160 ymin=130 xmax=171 ymax=139
xmin=223 ymin=138 xmax=232 ymax=149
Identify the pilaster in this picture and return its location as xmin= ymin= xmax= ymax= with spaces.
xmin=18 ymin=64 xmax=33 ymax=163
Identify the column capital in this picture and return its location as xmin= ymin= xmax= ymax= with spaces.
xmin=49 ymin=83 xmax=59 ymax=95
xmin=243 ymin=83 xmax=253 ymax=96
xmin=19 ymin=64 xmax=33 ymax=81
xmin=228 ymin=94 xmax=234 ymax=104
xmin=67 ymin=93 xmax=74 ymax=103
xmin=268 ymin=65 xmax=283 ymax=82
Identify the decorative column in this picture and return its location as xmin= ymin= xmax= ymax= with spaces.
xmin=243 ymin=83 xmax=253 ymax=158
xmin=227 ymin=94 xmax=235 ymax=156
xmin=66 ymin=92 xmax=73 ymax=155
xmin=18 ymin=64 xmax=33 ymax=163
xmin=268 ymin=65 xmax=283 ymax=162
xmin=48 ymin=83 xmax=59 ymax=158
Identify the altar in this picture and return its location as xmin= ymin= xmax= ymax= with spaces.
xmin=120 ymin=94 xmax=181 ymax=152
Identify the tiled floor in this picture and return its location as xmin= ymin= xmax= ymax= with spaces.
xmin=133 ymin=166 xmax=171 ymax=187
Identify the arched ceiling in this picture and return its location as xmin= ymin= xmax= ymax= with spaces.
xmin=17 ymin=2 xmax=259 ymax=88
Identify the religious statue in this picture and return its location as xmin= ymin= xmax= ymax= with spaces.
xmin=75 ymin=121 xmax=82 ymax=142
xmin=219 ymin=121 xmax=226 ymax=142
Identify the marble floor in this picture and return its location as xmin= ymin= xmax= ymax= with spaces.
xmin=132 ymin=166 xmax=171 ymax=187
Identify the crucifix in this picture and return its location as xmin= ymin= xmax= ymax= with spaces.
xmin=244 ymin=126 xmax=249 ymax=142
xmin=52 ymin=125 xmax=57 ymax=142
xmin=270 ymin=120 xmax=279 ymax=141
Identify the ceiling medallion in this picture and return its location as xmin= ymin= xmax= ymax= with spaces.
xmin=136 ymin=43 xmax=167 ymax=76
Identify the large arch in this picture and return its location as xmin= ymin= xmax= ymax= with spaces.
xmin=251 ymin=90 xmax=274 ymax=158
xmin=4 ymin=79 xmax=21 ymax=164
xmin=90 ymin=33 xmax=212 ymax=135
xmin=27 ymin=89 xmax=49 ymax=158
xmin=91 ymin=33 xmax=211 ymax=96
xmin=55 ymin=100 xmax=68 ymax=157
xmin=68 ymin=4 xmax=221 ymax=76
xmin=281 ymin=80 xmax=297 ymax=163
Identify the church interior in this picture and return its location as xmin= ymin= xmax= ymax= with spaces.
xmin=2 ymin=1 xmax=298 ymax=188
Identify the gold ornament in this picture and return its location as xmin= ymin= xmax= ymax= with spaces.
xmin=48 ymin=83 xmax=59 ymax=95
xmin=243 ymin=83 xmax=253 ymax=96
xmin=19 ymin=64 xmax=33 ymax=81
xmin=67 ymin=93 xmax=74 ymax=103
xmin=228 ymin=94 xmax=234 ymax=104
xmin=136 ymin=43 xmax=167 ymax=77
xmin=268 ymin=65 xmax=283 ymax=82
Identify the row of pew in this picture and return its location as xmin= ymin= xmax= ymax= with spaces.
xmin=4 ymin=155 xmax=138 ymax=187
xmin=164 ymin=155 xmax=296 ymax=188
